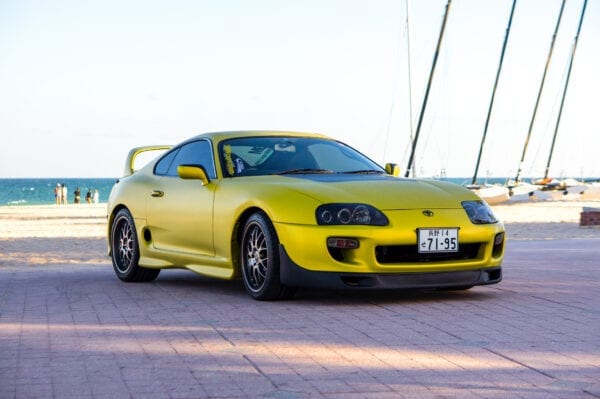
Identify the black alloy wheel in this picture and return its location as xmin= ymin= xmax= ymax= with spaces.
xmin=110 ymin=208 xmax=160 ymax=282
xmin=240 ymin=212 xmax=295 ymax=300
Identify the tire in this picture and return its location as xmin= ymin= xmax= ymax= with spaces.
xmin=240 ymin=212 xmax=296 ymax=300
xmin=110 ymin=208 xmax=160 ymax=282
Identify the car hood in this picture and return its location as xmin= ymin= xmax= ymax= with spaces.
xmin=263 ymin=174 xmax=477 ymax=209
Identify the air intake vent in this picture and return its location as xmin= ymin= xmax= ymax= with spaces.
xmin=375 ymin=243 xmax=482 ymax=264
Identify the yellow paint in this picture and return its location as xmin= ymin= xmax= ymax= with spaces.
xmin=108 ymin=130 xmax=504 ymax=282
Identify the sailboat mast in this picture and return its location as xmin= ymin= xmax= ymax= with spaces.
xmin=404 ymin=0 xmax=452 ymax=178
xmin=405 ymin=0 xmax=416 ymax=177
xmin=514 ymin=0 xmax=566 ymax=184
xmin=544 ymin=0 xmax=588 ymax=179
xmin=471 ymin=0 xmax=517 ymax=186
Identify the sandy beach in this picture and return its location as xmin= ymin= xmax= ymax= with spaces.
xmin=493 ymin=200 xmax=600 ymax=240
xmin=0 ymin=204 xmax=108 ymax=267
xmin=0 ymin=200 xmax=598 ymax=263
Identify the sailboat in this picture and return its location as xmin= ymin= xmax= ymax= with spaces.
xmin=506 ymin=181 xmax=551 ymax=202
xmin=468 ymin=0 xmax=517 ymax=205
xmin=538 ymin=0 xmax=589 ymax=199
xmin=514 ymin=0 xmax=589 ymax=200
xmin=404 ymin=0 xmax=451 ymax=178
xmin=470 ymin=184 xmax=510 ymax=205
xmin=401 ymin=0 xmax=509 ymax=206
xmin=506 ymin=0 xmax=567 ymax=203
xmin=513 ymin=0 xmax=566 ymax=187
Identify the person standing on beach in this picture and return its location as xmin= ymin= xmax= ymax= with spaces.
xmin=93 ymin=189 xmax=99 ymax=204
xmin=61 ymin=184 xmax=68 ymax=205
xmin=54 ymin=184 xmax=61 ymax=205
xmin=85 ymin=189 xmax=92 ymax=204
xmin=74 ymin=187 xmax=81 ymax=204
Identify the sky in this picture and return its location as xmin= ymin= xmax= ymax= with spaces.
xmin=0 ymin=0 xmax=598 ymax=180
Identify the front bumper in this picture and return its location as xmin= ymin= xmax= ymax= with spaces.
xmin=279 ymin=245 xmax=502 ymax=290
xmin=274 ymin=208 xmax=505 ymax=275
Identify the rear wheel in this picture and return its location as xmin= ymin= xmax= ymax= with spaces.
xmin=240 ymin=212 xmax=295 ymax=300
xmin=111 ymin=209 xmax=160 ymax=282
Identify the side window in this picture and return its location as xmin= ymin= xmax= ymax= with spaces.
xmin=154 ymin=149 xmax=179 ymax=176
xmin=166 ymin=140 xmax=216 ymax=178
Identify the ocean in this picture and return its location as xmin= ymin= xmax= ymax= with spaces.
xmin=0 ymin=178 xmax=118 ymax=206
xmin=0 ymin=176 xmax=491 ymax=206
xmin=1 ymin=176 xmax=597 ymax=207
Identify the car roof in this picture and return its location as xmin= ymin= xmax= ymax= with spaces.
xmin=182 ymin=130 xmax=331 ymax=146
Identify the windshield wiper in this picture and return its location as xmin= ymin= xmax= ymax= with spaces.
xmin=277 ymin=168 xmax=334 ymax=175
xmin=344 ymin=170 xmax=385 ymax=174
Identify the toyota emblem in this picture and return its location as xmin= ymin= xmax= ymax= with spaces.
xmin=422 ymin=210 xmax=434 ymax=217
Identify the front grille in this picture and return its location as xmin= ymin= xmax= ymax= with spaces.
xmin=375 ymin=243 xmax=482 ymax=264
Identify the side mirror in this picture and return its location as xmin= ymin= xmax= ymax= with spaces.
xmin=177 ymin=165 xmax=210 ymax=186
xmin=385 ymin=163 xmax=400 ymax=177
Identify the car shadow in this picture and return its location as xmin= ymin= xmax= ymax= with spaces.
xmin=152 ymin=269 xmax=498 ymax=304
xmin=294 ymin=287 xmax=497 ymax=304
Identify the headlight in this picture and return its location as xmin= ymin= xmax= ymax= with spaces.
xmin=316 ymin=204 xmax=388 ymax=226
xmin=462 ymin=200 xmax=498 ymax=224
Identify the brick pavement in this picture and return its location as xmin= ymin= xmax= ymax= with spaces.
xmin=1 ymin=237 xmax=599 ymax=398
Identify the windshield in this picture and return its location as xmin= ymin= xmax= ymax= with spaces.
xmin=219 ymin=136 xmax=384 ymax=177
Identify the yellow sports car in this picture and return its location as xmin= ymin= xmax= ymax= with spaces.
xmin=107 ymin=131 xmax=504 ymax=300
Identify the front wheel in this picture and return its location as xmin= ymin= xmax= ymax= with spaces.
xmin=110 ymin=209 xmax=160 ymax=282
xmin=240 ymin=212 xmax=295 ymax=300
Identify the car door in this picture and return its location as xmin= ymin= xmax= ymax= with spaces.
xmin=147 ymin=139 xmax=217 ymax=256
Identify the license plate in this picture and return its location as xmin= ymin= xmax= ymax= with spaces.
xmin=418 ymin=228 xmax=459 ymax=253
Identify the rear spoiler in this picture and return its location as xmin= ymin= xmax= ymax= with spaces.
xmin=123 ymin=145 xmax=172 ymax=176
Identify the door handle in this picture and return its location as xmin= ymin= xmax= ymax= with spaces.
xmin=151 ymin=190 xmax=164 ymax=198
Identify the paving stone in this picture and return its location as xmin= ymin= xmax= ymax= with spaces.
xmin=0 ymin=239 xmax=599 ymax=398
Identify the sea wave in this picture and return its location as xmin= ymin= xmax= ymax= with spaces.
xmin=0 ymin=178 xmax=117 ymax=206
xmin=7 ymin=199 xmax=28 ymax=205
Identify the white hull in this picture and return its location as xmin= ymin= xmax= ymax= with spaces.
xmin=474 ymin=186 xmax=510 ymax=205
xmin=507 ymin=180 xmax=594 ymax=202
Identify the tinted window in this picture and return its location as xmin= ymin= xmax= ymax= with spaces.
xmin=166 ymin=140 xmax=216 ymax=178
xmin=219 ymin=136 xmax=383 ymax=177
xmin=307 ymin=143 xmax=367 ymax=171
xmin=154 ymin=149 xmax=179 ymax=176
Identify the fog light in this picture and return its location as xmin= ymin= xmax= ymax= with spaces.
xmin=492 ymin=232 xmax=505 ymax=258
xmin=327 ymin=237 xmax=359 ymax=249
xmin=494 ymin=232 xmax=504 ymax=245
